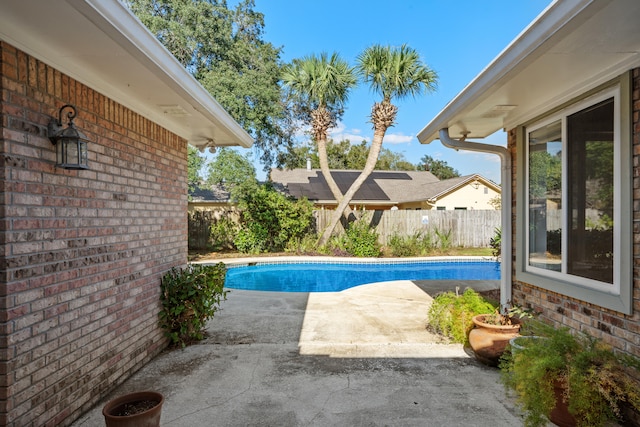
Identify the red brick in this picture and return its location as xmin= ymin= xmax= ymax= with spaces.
xmin=1 ymin=43 xmax=178 ymax=426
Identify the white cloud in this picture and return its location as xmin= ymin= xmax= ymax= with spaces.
xmin=295 ymin=121 xmax=415 ymax=146
xmin=328 ymin=123 xmax=415 ymax=145
xmin=383 ymin=133 xmax=414 ymax=144
xmin=329 ymin=122 xmax=370 ymax=144
xmin=287 ymin=119 xmax=311 ymax=140
xmin=431 ymin=150 xmax=445 ymax=159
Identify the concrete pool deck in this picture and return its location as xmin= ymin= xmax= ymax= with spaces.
xmin=70 ymin=276 xmax=526 ymax=426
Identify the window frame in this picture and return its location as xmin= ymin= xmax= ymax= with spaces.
xmin=515 ymin=75 xmax=633 ymax=314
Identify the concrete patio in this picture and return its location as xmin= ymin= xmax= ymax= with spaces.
xmin=71 ymin=279 xmax=526 ymax=426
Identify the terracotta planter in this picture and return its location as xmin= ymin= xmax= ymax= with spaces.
xmin=621 ymin=401 xmax=640 ymax=427
xmin=102 ymin=391 xmax=164 ymax=427
xmin=549 ymin=380 xmax=576 ymax=427
xmin=468 ymin=314 xmax=521 ymax=366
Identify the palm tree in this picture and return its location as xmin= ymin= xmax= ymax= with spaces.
xmin=318 ymin=44 xmax=438 ymax=245
xmin=281 ymin=53 xmax=357 ymax=217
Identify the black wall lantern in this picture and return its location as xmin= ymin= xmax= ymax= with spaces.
xmin=48 ymin=104 xmax=89 ymax=170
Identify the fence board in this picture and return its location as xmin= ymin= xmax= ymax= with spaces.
xmin=315 ymin=209 xmax=501 ymax=247
xmin=188 ymin=209 xmax=501 ymax=250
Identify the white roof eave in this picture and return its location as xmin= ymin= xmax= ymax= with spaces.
xmin=417 ymin=0 xmax=640 ymax=144
xmin=0 ymin=0 xmax=253 ymax=149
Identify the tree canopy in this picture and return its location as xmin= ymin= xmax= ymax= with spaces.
xmin=206 ymin=148 xmax=256 ymax=187
xmin=417 ymin=155 xmax=461 ymax=180
xmin=205 ymin=147 xmax=258 ymax=201
xmin=356 ymin=44 xmax=438 ymax=104
xmin=125 ymin=0 xmax=296 ymax=169
xmin=281 ymin=139 xmax=416 ymax=171
xmin=281 ymin=52 xmax=356 ymax=138
xmin=187 ymin=145 xmax=205 ymax=187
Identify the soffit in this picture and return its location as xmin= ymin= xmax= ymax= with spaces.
xmin=0 ymin=0 xmax=252 ymax=150
xmin=417 ymin=0 xmax=640 ymax=143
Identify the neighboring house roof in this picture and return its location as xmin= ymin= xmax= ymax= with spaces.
xmin=0 ymin=0 xmax=253 ymax=150
xmin=417 ymin=0 xmax=640 ymax=144
xmin=190 ymin=183 xmax=232 ymax=204
xmin=270 ymin=168 xmax=486 ymax=205
xmin=423 ymin=174 xmax=501 ymax=202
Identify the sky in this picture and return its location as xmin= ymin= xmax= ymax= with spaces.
xmin=229 ymin=0 xmax=552 ymax=184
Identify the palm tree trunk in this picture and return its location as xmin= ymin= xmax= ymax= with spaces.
xmin=316 ymin=138 xmax=344 ymax=204
xmin=318 ymin=126 xmax=386 ymax=245
xmin=312 ymin=107 xmax=353 ymax=221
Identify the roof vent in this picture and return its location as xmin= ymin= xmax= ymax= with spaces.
xmin=159 ymin=104 xmax=191 ymax=117
xmin=482 ymin=104 xmax=517 ymax=118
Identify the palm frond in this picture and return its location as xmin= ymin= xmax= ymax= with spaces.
xmin=282 ymin=52 xmax=357 ymax=111
xmin=356 ymin=44 xmax=438 ymax=103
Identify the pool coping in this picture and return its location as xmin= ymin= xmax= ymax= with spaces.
xmin=192 ymin=255 xmax=498 ymax=268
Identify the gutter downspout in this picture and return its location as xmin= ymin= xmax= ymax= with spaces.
xmin=438 ymin=129 xmax=512 ymax=310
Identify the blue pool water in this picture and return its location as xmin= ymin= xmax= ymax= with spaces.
xmin=224 ymin=260 xmax=500 ymax=292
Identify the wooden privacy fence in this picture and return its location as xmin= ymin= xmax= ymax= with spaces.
xmin=188 ymin=208 xmax=501 ymax=250
xmin=188 ymin=209 xmax=240 ymax=250
xmin=315 ymin=209 xmax=501 ymax=247
xmin=188 ymin=210 xmax=216 ymax=250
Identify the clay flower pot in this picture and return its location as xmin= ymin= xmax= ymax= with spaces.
xmin=102 ymin=391 xmax=164 ymax=427
xmin=468 ymin=314 xmax=521 ymax=366
xmin=549 ymin=379 xmax=577 ymax=427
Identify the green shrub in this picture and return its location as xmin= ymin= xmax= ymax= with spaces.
xmin=344 ymin=219 xmax=381 ymax=257
xmin=434 ymin=227 xmax=453 ymax=250
xmin=234 ymin=225 xmax=267 ymax=254
xmin=235 ymin=184 xmax=314 ymax=253
xmin=388 ymin=233 xmax=414 ymax=257
xmin=316 ymin=234 xmax=351 ymax=257
xmin=388 ymin=231 xmax=434 ymax=257
xmin=285 ymin=233 xmax=319 ymax=254
xmin=417 ymin=231 xmax=435 ymax=253
xmin=489 ymin=227 xmax=501 ymax=258
xmin=427 ymin=288 xmax=496 ymax=344
xmin=159 ymin=263 xmax=228 ymax=347
xmin=209 ymin=216 xmax=238 ymax=251
xmin=500 ymin=321 xmax=640 ymax=427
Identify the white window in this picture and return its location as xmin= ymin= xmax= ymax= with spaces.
xmin=517 ymin=79 xmax=632 ymax=314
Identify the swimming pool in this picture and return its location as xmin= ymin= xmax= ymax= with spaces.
xmin=223 ymin=259 xmax=500 ymax=292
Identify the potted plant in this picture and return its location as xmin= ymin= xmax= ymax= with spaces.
xmin=467 ymin=306 xmax=532 ymax=366
xmin=102 ymin=391 xmax=164 ymax=427
xmin=427 ymin=287 xmax=497 ymax=345
xmin=500 ymin=321 xmax=640 ymax=427
xmin=509 ymin=335 xmax=547 ymax=354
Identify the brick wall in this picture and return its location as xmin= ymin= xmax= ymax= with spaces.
xmin=509 ymin=69 xmax=640 ymax=358
xmin=0 ymin=42 xmax=187 ymax=426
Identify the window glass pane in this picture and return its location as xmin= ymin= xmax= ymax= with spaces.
xmin=567 ymin=98 xmax=614 ymax=283
xmin=528 ymin=121 xmax=562 ymax=271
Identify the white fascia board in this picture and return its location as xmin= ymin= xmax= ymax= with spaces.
xmin=416 ymin=0 xmax=596 ymax=144
xmin=72 ymin=0 xmax=253 ymax=148
xmin=0 ymin=0 xmax=252 ymax=148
